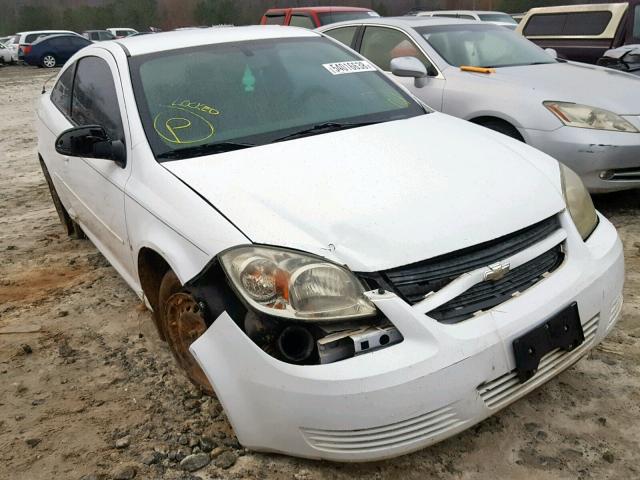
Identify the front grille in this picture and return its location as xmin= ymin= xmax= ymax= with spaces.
xmin=430 ymin=245 xmax=563 ymax=323
xmin=376 ymin=216 xmax=562 ymax=323
xmin=301 ymin=405 xmax=464 ymax=454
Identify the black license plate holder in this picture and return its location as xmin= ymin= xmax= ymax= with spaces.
xmin=512 ymin=302 xmax=584 ymax=383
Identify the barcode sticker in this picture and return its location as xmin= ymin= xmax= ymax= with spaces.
xmin=323 ymin=61 xmax=377 ymax=75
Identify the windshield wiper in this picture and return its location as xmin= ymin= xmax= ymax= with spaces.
xmin=157 ymin=141 xmax=254 ymax=160
xmin=272 ymin=121 xmax=380 ymax=143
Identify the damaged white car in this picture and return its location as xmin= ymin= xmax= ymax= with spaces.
xmin=36 ymin=26 xmax=624 ymax=461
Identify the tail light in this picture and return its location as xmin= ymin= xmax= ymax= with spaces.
xmin=21 ymin=44 xmax=31 ymax=56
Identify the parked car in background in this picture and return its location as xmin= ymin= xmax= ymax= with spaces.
xmin=260 ymin=6 xmax=379 ymax=28
xmin=0 ymin=41 xmax=17 ymax=63
xmin=82 ymin=30 xmax=116 ymax=41
xmin=517 ymin=2 xmax=640 ymax=64
xmin=37 ymin=25 xmax=623 ymax=462
xmin=24 ymin=34 xmax=91 ymax=68
xmin=598 ymin=44 xmax=640 ymax=74
xmin=415 ymin=10 xmax=519 ymax=29
xmin=106 ymin=27 xmax=138 ymax=38
xmin=319 ymin=17 xmax=640 ymax=192
xmin=13 ymin=30 xmax=78 ymax=60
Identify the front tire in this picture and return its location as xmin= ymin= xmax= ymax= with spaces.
xmin=477 ymin=119 xmax=524 ymax=142
xmin=158 ymin=270 xmax=213 ymax=394
xmin=41 ymin=54 xmax=57 ymax=68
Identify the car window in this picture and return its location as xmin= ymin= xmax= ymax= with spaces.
xmin=289 ymin=14 xmax=316 ymax=29
xmin=458 ymin=15 xmax=476 ymax=20
xmin=51 ymin=63 xmax=76 ymax=117
xmin=324 ymin=26 xmax=359 ymax=48
xmin=634 ymin=6 xmax=640 ymax=40
xmin=116 ymin=30 xmax=131 ymax=37
xmin=360 ymin=26 xmax=430 ymax=71
xmin=71 ymin=56 xmax=124 ymax=141
xmin=523 ymin=11 xmax=612 ymax=36
xmin=264 ymin=14 xmax=285 ymax=25
xmin=418 ymin=24 xmax=555 ymax=68
xmin=100 ymin=32 xmax=115 ymax=40
xmin=129 ymin=37 xmax=425 ymax=160
xmin=70 ymin=37 xmax=90 ymax=47
xmin=478 ymin=13 xmax=517 ymax=24
xmin=317 ymin=11 xmax=378 ymax=25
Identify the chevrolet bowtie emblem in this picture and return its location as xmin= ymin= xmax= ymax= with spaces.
xmin=484 ymin=261 xmax=511 ymax=281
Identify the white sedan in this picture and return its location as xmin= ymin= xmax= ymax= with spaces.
xmin=37 ymin=26 xmax=624 ymax=461
xmin=0 ymin=41 xmax=16 ymax=63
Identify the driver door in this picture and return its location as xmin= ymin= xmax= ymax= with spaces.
xmin=358 ymin=26 xmax=445 ymax=110
xmin=61 ymin=51 xmax=136 ymax=283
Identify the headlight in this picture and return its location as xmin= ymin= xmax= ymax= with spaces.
xmin=560 ymin=164 xmax=598 ymax=240
xmin=219 ymin=246 xmax=376 ymax=321
xmin=544 ymin=101 xmax=638 ymax=133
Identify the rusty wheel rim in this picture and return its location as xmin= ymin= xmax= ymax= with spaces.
xmin=164 ymin=292 xmax=212 ymax=393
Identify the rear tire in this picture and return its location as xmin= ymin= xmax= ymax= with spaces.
xmin=158 ymin=270 xmax=214 ymax=394
xmin=42 ymin=54 xmax=57 ymax=68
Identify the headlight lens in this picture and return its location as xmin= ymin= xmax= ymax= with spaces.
xmin=560 ymin=164 xmax=598 ymax=240
xmin=219 ymin=246 xmax=376 ymax=321
xmin=544 ymin=101 xmax=638 ymax=133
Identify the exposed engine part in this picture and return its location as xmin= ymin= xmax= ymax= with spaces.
xmin=317 ymin=325 xmax=403 ymax=364
xmin=277 ymin=325 xmax=315 ymax=363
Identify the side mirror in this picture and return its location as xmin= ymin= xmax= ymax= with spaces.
xmin=545 ymin=48 xmax=558 ymax=58
xmin=390 ymin=56 xmax=428 ymax=88
xmin=55 ymin=125 xmax=126 ymax=167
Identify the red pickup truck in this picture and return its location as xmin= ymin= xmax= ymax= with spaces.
xmin=260 ymin=6 xmax=379 ymax=28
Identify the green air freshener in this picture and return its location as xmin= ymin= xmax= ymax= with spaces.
xmin=243 ymin=65 xmax=256 ymax=92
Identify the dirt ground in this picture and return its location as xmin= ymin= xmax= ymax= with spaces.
xmin=0 ymin=64 xmax=638 ymax=480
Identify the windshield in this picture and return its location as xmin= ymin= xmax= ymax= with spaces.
xmin=477 ymin=13 xmax=517 ymax=24
xmin=130 ymin=37 xmax=425 ymax=161
xmin=417 ymin=24 xmax=555 ymax=68
xmin=318 ymin=11 xmax=378 ymax=25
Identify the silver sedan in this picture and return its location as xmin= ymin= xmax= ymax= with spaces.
xmin=318 ymin=17 xmax=640 ymax=192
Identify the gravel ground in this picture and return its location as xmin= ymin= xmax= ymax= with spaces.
xmin=0 ymin=65 xmax=639 ymax=480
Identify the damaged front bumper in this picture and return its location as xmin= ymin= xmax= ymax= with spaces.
xmin=524 ymin=125 xmax=640 ymax=193
xmin=190 ymin=213 xmax=624 ymax=462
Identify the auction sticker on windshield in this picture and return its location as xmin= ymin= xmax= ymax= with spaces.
xmin=323 ymin=61 xmax=376 ymax=75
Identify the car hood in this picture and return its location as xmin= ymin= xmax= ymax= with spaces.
xmin=475 ymin=62 xmax=640 ymax=114
xmin=164 ymin=113 xmax=565 ymax=272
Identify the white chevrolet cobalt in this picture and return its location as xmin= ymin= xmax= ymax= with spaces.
xmin=36 ymin=27 xmax=624 ymax=461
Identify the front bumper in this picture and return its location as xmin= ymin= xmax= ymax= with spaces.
xmin=523 ymin=126 xmax=640 ymax=193
xmin=190 ymin=212 xmax=624 ymax=462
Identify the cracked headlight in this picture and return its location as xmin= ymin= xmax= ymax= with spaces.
xmin=544 ymin=101 xmax=638 ymax=133
xmin=560 ymin=164 xmax=598 ymax=240
xmin=219 ymin=246 xmax=376 ymax=321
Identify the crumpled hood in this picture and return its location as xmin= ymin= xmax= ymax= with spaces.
xmin=472 ymin=62 xmax=640 ymax=114
xmin=164 ymin=113 xmax=565 ymax=272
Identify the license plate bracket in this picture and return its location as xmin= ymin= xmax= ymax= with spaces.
xmin=512 ymin=302 xmax=584 ymax=383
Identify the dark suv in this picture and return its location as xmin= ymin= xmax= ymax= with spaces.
xmin=517 ymin=1 xmax=640 ymax=64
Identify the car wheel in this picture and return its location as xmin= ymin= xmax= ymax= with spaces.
xmin=42 ymin=54 xmax=57 ymax=68
xmin=158 ymin=270 xmax=214 ymax=394
xmin=478 ymin=119 xmax=524 ymax=142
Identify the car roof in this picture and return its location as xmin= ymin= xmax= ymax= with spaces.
xmin=417 ymin=10 xmax=507 ymax=15
xmin=17 ymin=30 xmax=75 ymax=35
xmin=84 ymin=30 xmax=109 ymax=33
xmin=114 ymin=25 xmax=319 ymax=56
xmin=266 ymin=6 xmax=372 ymax=13
xmin=318 ymin=16 xmax=478 ymax=29
xmin=33 ymin=33 xmax=85 ymax=44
